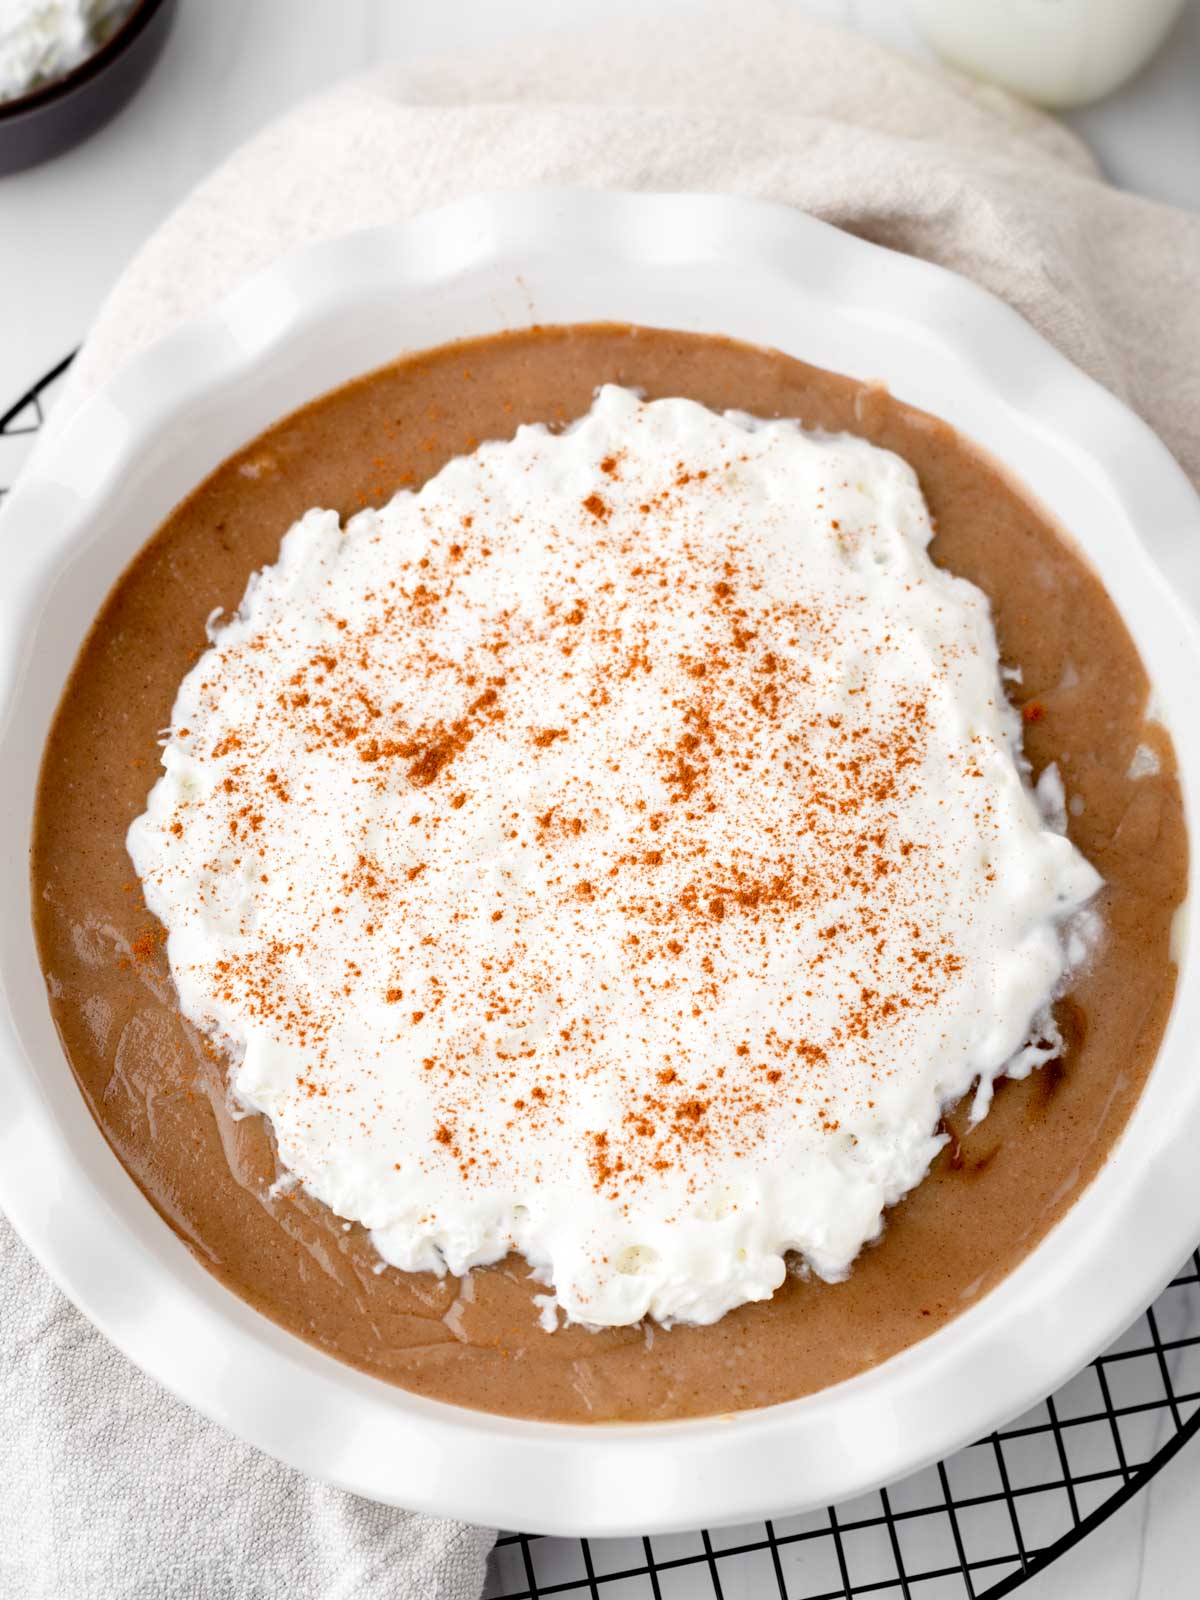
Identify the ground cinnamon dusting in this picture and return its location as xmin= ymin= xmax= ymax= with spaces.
xmin=140 ymin=397 xmax=1013 ymax=1230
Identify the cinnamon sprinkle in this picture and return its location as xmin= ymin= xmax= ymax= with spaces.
xmin=161 ymin=401 xmax=1011 ymax=1213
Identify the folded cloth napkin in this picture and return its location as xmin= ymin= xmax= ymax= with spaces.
xmin=5 ymin=6 xmax=1200 ymax=1598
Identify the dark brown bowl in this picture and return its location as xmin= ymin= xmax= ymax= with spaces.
xmin=0 ymin=0 xmax=177 ymax=176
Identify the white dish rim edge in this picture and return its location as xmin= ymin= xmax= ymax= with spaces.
xmin=1 ymin=188 xmax=1199 ymax=1537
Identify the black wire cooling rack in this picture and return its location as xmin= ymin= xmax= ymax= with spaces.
xmin=486 ymin=1243 xmax=1199 ymax=1600
xmin=6 ymin=355 xmax=1200 ymax=1600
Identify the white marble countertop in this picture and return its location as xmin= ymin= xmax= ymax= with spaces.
xmin=3 ymin=2 xmax=1199 ymax=1595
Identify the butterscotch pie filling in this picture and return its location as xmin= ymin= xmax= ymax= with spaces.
xmin=34 ymin=326 xmax=1186 ymax=1421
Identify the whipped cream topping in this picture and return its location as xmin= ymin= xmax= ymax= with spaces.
xmin=128 ymin=386 xmax=1101 ymax=1330
xmin=0 ymin=0 xmax=131 ymax=102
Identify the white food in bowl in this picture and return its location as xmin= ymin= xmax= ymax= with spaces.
xmin=0 ymin=0 xmax=133 ymax=102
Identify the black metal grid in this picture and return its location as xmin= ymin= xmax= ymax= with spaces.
xmin=486 ymin=1250 xmax=1200 ymax=1599
xmin=5 ymin=357 xmax=1199 ymax=1600
xmin=0 ymin=350 xmax=75 ymax=467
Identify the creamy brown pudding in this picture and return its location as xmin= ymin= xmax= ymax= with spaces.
xmin=33 ymin=325 xmax=1185 ymax=1422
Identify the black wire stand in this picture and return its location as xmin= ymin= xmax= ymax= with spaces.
xmin=6 ymin=356 xmax=1200 ymax=1600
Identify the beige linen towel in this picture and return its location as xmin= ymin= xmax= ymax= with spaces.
xmin=5 ymin=7 xmax=1199 ymax=1599
xmin=60 ymin=5 xmax=1200 ymax=483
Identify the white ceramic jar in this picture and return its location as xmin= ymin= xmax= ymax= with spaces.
xmin=911 ymin=0 xmax=1190 ymax=108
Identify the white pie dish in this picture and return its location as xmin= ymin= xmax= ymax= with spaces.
xmin=1 ymin=187 xmax=1199 ymax=1537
